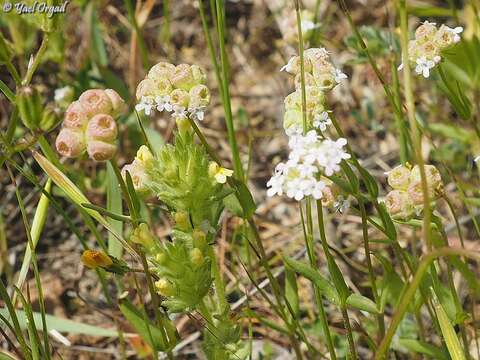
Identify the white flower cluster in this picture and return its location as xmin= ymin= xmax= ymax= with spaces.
xmin=399 ymin=21 xmax=463 ymax=78
xmin=267 ymin=131 xmax=350 ymax=201
xmin=135 ymin=62 xmax=210 ymax=121
xmin=267 ymin=48 xmax=351 ymax=203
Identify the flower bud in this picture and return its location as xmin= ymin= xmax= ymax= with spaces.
xmin=81 ymin=249 xmax=113 ymax=269
xmin=130 ymin=223 xmax=155 ymax=248
xmin=16 ymin=86 xmax=42 ymax=130
xmin=86 ymin=114 xmax=118 ymax=142
xmin=176 ymin=116 xmax=192 ymax=135
xmin=188 ymin=84 xmax=210 ymax=109
xmin=155 ymin=278 xmax=175 ymax=297
xmin=148 ymin=62 xmax=176 ymax=81
xmin=189 ymin=248 xmax=204 ymax=267
xmin=135 ymin=145 xmax=154 ymax=169
xmin=105 ymin=89 xmax=126 ymax=117
xmin=136 ymin=78 xmax=158 ymax=100
xmin=40 ymin=106 xmax=60 ymax=132
xmin=191 ymin=65 xmax=207 ymax=85
xmin=385 ymin=190 xmax=414 ymax=219
xmin=192 ymin=229 xmax=207 ymax=249
xmin=79 ymin=89 xmax=113 ymax=117
xmin=174 ymin=211 xmax=190 ymax=231
xmin=155 ymin=252 xmax=168 ymax=266
xmin=121 ymin=160 xmax=150 ymax=194
xmin=86 ymin=140 xmax=117 ymax=162
xmin=170 ymin=89 xmax=190 ymax=108
xmin=64 ymin=101 xmax=89 ymax=130
xmin=387 ymin=165 xmax=411 ymax=190
xmin=55 ymin=128 xmax=85 ymax=158
xmin=171 ymin=64 xmax=195 ymax=90
xmin=407 ymin=181 xmax=435 ymax=206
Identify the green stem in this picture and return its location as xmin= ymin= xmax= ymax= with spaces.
xmin=358 ymin=199 xmax=385 ymax=340
xmin=213 ymin=0 xmax=244 ymax=180
xmin=23 ymin=34 xmax=50 ymax=86
xmin=376 ymin=247 xmax=480 ymax=359
xmin=300 ymin=203 xmax=337 ymax=359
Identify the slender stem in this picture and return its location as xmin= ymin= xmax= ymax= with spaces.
xmin=376 ymin=247 xmax=480 ymax=359
xmin=341 ymin=307 xmax=358 ymax=360
xmin=213 ymin=0 xmax=244 ymax=180
xmin=398 ymin=0 xmax=432 ymax=251
xmin=300 ymin=204 xmax=337 ymax=359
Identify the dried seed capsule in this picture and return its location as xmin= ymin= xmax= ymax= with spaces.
xmin=171 ymin=64 xmax=195 ymax=90
xmin=55 ymin=128 xmax=85 ymax=158
xmin=191 ymin=65 xmax=207 ymax=85
xmin=86 ymin=114 xmax=118 ymax=142
xmin=86 ymin=140 xmax=117 ymax=162
xmin=188 ymin=84 xmax=210 ymax=109
xmin=407 ymin=181 xmax=435 ymax=206
xmin=136 ymin=78 xmax=158 ymax=100
xmin=148 ymin=62 xmax=176 ymax=81
xmin=409 ymin=164 xmax=443 ymax=194
xmin=385 ymin=190 xmax=414 ymax=219
xmin=387 ymin=165 xmax=411 ymax=191
xmin=79 ymin=89 xmax=113 ymax=117
xmin=415 ymin=21 xmax=437 ymax=43
xmin=170 ymin=89 xmax=190 ymax=108
xmin=105 ymin=89 xmax=126 ymax=117
xmin=294 ymin=72 xmax=316 ymax=89
xmin=64 ymin=101 xmax=89 ymax=130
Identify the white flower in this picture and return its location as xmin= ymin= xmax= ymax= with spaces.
xmin=266 ymin=172 xmax=284 ymax=197
xmin=311 ymin=180 xmax=326 ymax=200
xmin=475 ymin=155 xmax=480 ymax=163
xmin=171 ymin=105 xmax=187 ymax=119
xmin=313 ymin=111 xmax=332 ymax=131
xmin=447 ymin=26 xmax=463 ymax=43
xmin=155 ymin=95 xmax=173 ymax=112
xmin=54 ymin=86 xmax=73 ymax=103
xmin=280 ymin=56 xmax=297 ymax=73
xmin=188 ymin=106 xmax=206 ymax=121
xmin=135 ymin=96 xmax=156 ymax=116
xmin=333 ymin=68 xmax=348 ymax=83
xmin=415 ymin=56 xmax=436 ymax=78
xmin=300 ymin=20 xmax=318 ymax=32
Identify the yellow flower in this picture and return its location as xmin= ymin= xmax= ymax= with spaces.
xmin=208 ymin=162 xmax=233 ymax=184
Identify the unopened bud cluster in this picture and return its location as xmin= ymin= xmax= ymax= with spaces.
xmin=135 ymin=62 xmax=210 ymax=122
xmin=55 ymin=89 xmax=125 ymax=162
xmin=399 ymin=21 xmax=463 ymax=78
xmin=267 ymin=47 xmax=350 ymax=207
xmin=385 ymin=164 xmax=444 ymax=219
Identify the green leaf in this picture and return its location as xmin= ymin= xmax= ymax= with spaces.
xmin=396 ymin=338 xmax=449 ymax=360
xmin=119 ymin=299 xmax=176 ymax=351
xmin=433 ymin=293 xmax=466 ymax=360
xmin=0 ymin=79 xmax=15 ymax=103
xmin=285 ymin=267 xmax=299 ymax=317
xmin=0 ymin=308 xmax=119 ymax=337
xmin=283 ymin=256 xmax=340 ymax=305
xmin=346 ymin=293 xmax=379 ymax=314
xmin=232 ymin=179 xmax=256 ymax=219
